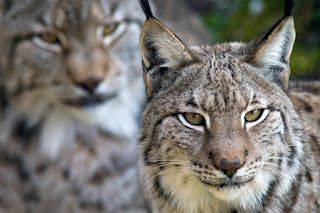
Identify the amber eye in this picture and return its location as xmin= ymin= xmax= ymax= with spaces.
xmin=184 ymin=113 xmax=205 ymax=126
xmin=102 ymin=23 xmax=118 ymax=36
xmin=244 ymin=109 xmax=264 ymax=122
xmin=38 ymin=33 xmax=60 ymax=44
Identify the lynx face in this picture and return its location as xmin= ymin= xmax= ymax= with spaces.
xmin=140 ymin=47 xmax=303 ymax=212
xmin=0 ymin=0 xmax=145 ymax=141
xmin=0 ymin=0 xmax=147 ymax=212
xmin=138 ymin=0 xmax=305 ymax=212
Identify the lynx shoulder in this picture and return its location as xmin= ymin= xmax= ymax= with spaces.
xmin=138 ymin=0 xmax=320 ymax=212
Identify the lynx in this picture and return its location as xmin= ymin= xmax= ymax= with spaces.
xmin=138 ymin=0 xmax=320 ymax=213
xmin=0 ymin=0 xmax=147 ymax=212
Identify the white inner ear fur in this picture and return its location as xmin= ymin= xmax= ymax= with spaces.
xmin=139 ymin=19 xmax=193 ymax=69
xmin=254 ymin=17 xmax=295 ymax=67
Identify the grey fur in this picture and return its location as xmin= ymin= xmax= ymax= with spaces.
xmin=138 ymin=1 xmax=320 ymax=213
xmin=0 ymin=0 xmax=146 ymax=212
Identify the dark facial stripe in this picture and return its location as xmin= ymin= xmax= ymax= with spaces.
xmin=139 ymin=134 xmax=147 ymax=144
xmin=154 ymin=176 xmax=173 ymax=203
xmin=143 ymin=143 xmax=153 ymax=165
xmin=280 ymin=111 xmax=288 ymax=132
xmin=310 ymin=135 xmax=320 ymax=155
xmin=305 ymin=167 xmax=313 ymax=182
xmin=261 ymin=177 xmax=280 ymax=209
xmin=282 ymin=172 xmax=302 ymax=212
xmin=277 ymin=154 xmax=283 ymax=167
xmin=0 ymin=83 xmax=8 ymax=111
xmin=206 ymin=60 xmax=213 ymax=82
xmin=0 ymin=149 xmax=30 ymax=182
xmin=286 ymin=145 xmax=297 ymax=167
xmin=143 ymin=115 xmax=168 ymax=165
xmin=12 ymin=117 xmax=40 ymax=148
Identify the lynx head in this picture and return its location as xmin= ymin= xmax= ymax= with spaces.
xmin=0 ymin=0 xmax=145 ymax=148
xmin=138 ymin=0 xmax=303 ymax=211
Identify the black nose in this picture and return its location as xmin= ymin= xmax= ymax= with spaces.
xmin=216 ymin=158 xmax=242 ymax=178
xmin=77 ymin=77 xmax=102 ymax=94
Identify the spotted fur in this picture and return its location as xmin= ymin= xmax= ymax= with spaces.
xmin=0 ymin=0 xmax=146 ymax=212
xmin=138 ymin=0 xmax=320 ymax=212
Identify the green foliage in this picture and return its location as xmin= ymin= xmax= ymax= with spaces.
xmin=201 ymin=0 xmax=320 ymax=79
xmin=291 ymin=45 xmax=320 ymax=78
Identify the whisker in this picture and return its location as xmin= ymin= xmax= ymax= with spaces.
xmin=143 ymin=166 xmax=186 ymax=188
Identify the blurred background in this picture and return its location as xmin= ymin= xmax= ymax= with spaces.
xmin=157 ymin=0 xmax=320 ymax=80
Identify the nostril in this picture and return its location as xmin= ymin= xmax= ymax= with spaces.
xmin=78 ymin=77 xmax=102 ymax=94
xmin=217 ymin=158 xmax=243 ymax=178
xmin=222 ymin=169 xmax=228 ymax=175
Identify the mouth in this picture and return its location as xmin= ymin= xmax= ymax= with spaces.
xmin=63 ymin=92 xmax=118 ymax=107
xmin=199 ymin=177 xmax=254 ymax=189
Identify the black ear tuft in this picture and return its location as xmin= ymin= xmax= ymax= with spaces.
xmin=284 ymin=0 xmax=295 ymax=17
xmin=0 ymin=81 xmax=8 ymax=111
xmin=138 ymin=0 xmax=155 ymax=19
xmin=262 ymin=0 xmax=295 ymax=42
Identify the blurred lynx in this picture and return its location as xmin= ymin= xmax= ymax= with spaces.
xmin=0 ymin=0 xmax=146 ymax=212
xmin=138 ymin=0 xmax=320 ymax=212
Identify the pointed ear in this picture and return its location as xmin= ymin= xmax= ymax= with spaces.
xmin=251 ymin=16 xmax=295 ymax=90
xmin=139 ymin=18 xmax=194 ymax=70
xmin=139 ymin=18 xmax=196 ymax=97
